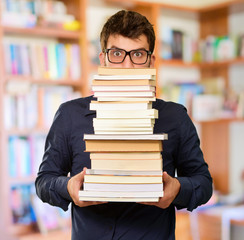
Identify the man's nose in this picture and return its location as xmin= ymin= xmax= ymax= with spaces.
xmin=122 ymin=54 xmax=134 ymax=68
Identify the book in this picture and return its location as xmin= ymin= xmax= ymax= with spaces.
xmin=90 ymin=101 xmax=153 ymax=111
xmin=96 ymin=109 xmax=158 ymax=118
xmin=85 ymin=140 xmax=162 ymax=152
xmin=84 ymin=174 xmax=162 ymax=184
xmin=90 ymin=152 xmax=162 ymax=160
xmin=91 ymin=159 xmax=162 ymax=171
xmin=85 ymin=169 xmax=163 ymax=176
xmin=84 ymin=133 xmax=168 ymax=140
xmin=93 ymin=74 xmax=156 ymax=80
xmin=93 ymin=91 xmax=155 ymax=97
xmin=92 ymin=79 xmax=156 ymax=86
xmin=83 ymin=182 xmax=163 ymax=192
xmin=78 ymin=190 xmax=163 ymax=198
xmin=92 ymin=85 xmax=156 ymax=91
xmin=93 ymin=118 xmax=155 ymax=127
xmin=96 ymin=97 xmax=156 ymax=102
xmin=78 ymin=196 xmax=159 ymax=202
xmin=97 ymin=67 xmax=156 ymax=76
xmin=94 ymin=130 xmax=154 ymax=135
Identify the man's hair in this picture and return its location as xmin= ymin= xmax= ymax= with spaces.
xmin=100 ymin=10 xmax=155 ymax=53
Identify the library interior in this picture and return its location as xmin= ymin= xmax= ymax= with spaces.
xmin=1 ymin=0 xmax=244 ymax=239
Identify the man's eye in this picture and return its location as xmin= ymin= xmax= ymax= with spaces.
xmin=113 ymin=51 xmax=122 ymax=57
xmin=133 ymin=52 xmax=143 ymax=57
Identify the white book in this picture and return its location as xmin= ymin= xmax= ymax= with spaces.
xmin=93 ymin=118 xmax=154 ymax=127
xmin=83 ymin=183 xmax=163 ymax=192
xmin=96 ymin=109 xmax=158 ymax=119
xmin=84 ymin=133 xmax=168 ymax=140
xmin=94 ymin=126 xmax=153 ymax=131
xmin=90 ymin=101 xmax=152 ymax=111
xmin=96 ymin=97 xmax=156 ymax=102
xmin=94 ymin=91 xmax=155 ymax=97
xmin=78 ymin=191 xmax=163 ymax=198
xmin=78 ymin=196 xmax=159 ymax=202
xmin=92 ymin=86 xmax=156 ymax=91
xmin=94 ymin=130 xmax=154 ymax=135
xmin=85 ymin=169 xmax=163 ymax=176
xmin=93 ymin=74 xmax=156 ymax=80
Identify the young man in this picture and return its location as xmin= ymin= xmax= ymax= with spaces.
xmin=35 ymin=10 xmax=212 ymax=240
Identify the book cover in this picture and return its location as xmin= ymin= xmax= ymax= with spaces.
xmin=96 ymin=109 xmax=158 ymax=118
xmin=91 ymin=159 xmax=162 ymax=171
xmin=78 ymin=196 xmax=159 ymax=202
xmin=90 ymin=152 xmax=162 ymax=160
xmin=85 ymin=169 xmax=163 ymax=176
xmin=97 ymin=67 xmax=156 ymax=76
xmin=84 ymin=133 xmax=168 ymax=140
xmin=83 ymin=182 xmax=163 ymax=192
xmin=90 ymin=101 xmax=153 ymax=111
xmin=92 ymin=79 xmax=156 ymax=86
xmin=84 ymin=174 xmax=162 ymax=184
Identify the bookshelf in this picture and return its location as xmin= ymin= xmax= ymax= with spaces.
xmin=0 ymin=0 xmax=244 ymax=239
xmin=0 ymin=0 xmax=88 ymax=239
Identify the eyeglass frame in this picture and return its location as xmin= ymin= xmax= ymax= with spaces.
xmin=104 ymin=48 xmax=152 ymax=65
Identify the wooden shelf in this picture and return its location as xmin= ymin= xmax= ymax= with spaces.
xmin=159 ymin=57 xmax=244 ymax=68
xmin=5 ymin=75 xmax=82 ymax=87
xmin=159 ymin=59 xmax=198 ymax=68
xmin=199 ymin=57 xmax=244 ymax=68
xmin=19 ymin=229 xmax=71 ymax=240
xmin=2 ymin=26 xmax=81 ymax=39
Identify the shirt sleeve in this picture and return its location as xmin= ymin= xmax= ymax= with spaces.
xmin=35 ymin=103 xmax=73 ymax=211
xmin=172 ymin=107 xmax=213 ymax=211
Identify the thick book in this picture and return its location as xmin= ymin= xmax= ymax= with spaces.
xmin=85 ymin=140 xmax=162 ymax=152
xmin=83 ymin=182 xmax=163 ymax=192
xmin=84 ymin=133 xmax=168 ymax=140
xmin=90 ymin=152 xmax=162 ymax=160
xmin=92 ymin=79 xmax=156 ymax=86
xmin=96 ymin=97 xmax=156 ymax=102
xmin=84 ymin=175 xmax=162 ymax=184
xmin=93 ymin=119 xmax=154 ymax=128
xmin=78 ymin=190 xmax=163 ymax=198
xmin=90 ymin=101 xmax=153 ymax=111
xmin=92 ymin=86 xmax=155 ymax=91
xmin=85 ymin=169 xmax=163 ymax=176
xmin=96 ymin=109 xmax=158 ymax=118
xmin=78 ymin=196 xmax=159 ymax=202
xmin=91 ymin=159 xmax=162 ymax=171
xmin=93 ymin=91 xmax=155 ymax=97
xmin=97 ymin=67 xmax=156 ymax=76
xmin=93 ymin=74 xmax=156 ymax=80
xmin=94 ymin=130 xmax=154 ymax=135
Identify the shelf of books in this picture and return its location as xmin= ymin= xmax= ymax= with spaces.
xmin=0 ymin=0 xmax=87 ymax=238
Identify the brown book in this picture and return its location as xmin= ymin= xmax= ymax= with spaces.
xmin=92 ymin=79 xmax=156 ymax=86
xmin=85 ymin=140 xmax=163 ymax=152
xmin=98 ymin=67 xmax=156 ymax=76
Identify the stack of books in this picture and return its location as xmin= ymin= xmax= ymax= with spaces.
xmin=79 ymin=67 xmax=168 ymax=202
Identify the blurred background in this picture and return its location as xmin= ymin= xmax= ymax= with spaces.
xmin=0 ymin=0 xmax=244 ymax=239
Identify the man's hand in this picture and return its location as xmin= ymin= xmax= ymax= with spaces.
xmin=140 ymin=171 xmax=181 ymax=209
xmin=67 ymin=167 xmax=107 ymax=207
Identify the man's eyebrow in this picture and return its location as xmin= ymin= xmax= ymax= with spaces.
xmin=109 ymin=46 xmax=148 ymax=51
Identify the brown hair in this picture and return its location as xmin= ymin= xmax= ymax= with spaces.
xmin=100 ymin=10 xmax=155 ymax=53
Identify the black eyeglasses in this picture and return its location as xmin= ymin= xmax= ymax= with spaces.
xmin=104 ymin=48 xmax=152 ymax=65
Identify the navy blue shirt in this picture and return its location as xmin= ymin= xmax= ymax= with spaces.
xmin=35 ymin=96 xmax=212 ymax=240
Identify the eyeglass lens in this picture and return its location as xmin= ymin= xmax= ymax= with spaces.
xmin=107 ymin=49 xmax=149 ymax=64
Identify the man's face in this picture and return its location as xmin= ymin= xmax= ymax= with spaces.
xmin=99 ymin=34 xmax=155 ymax=68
